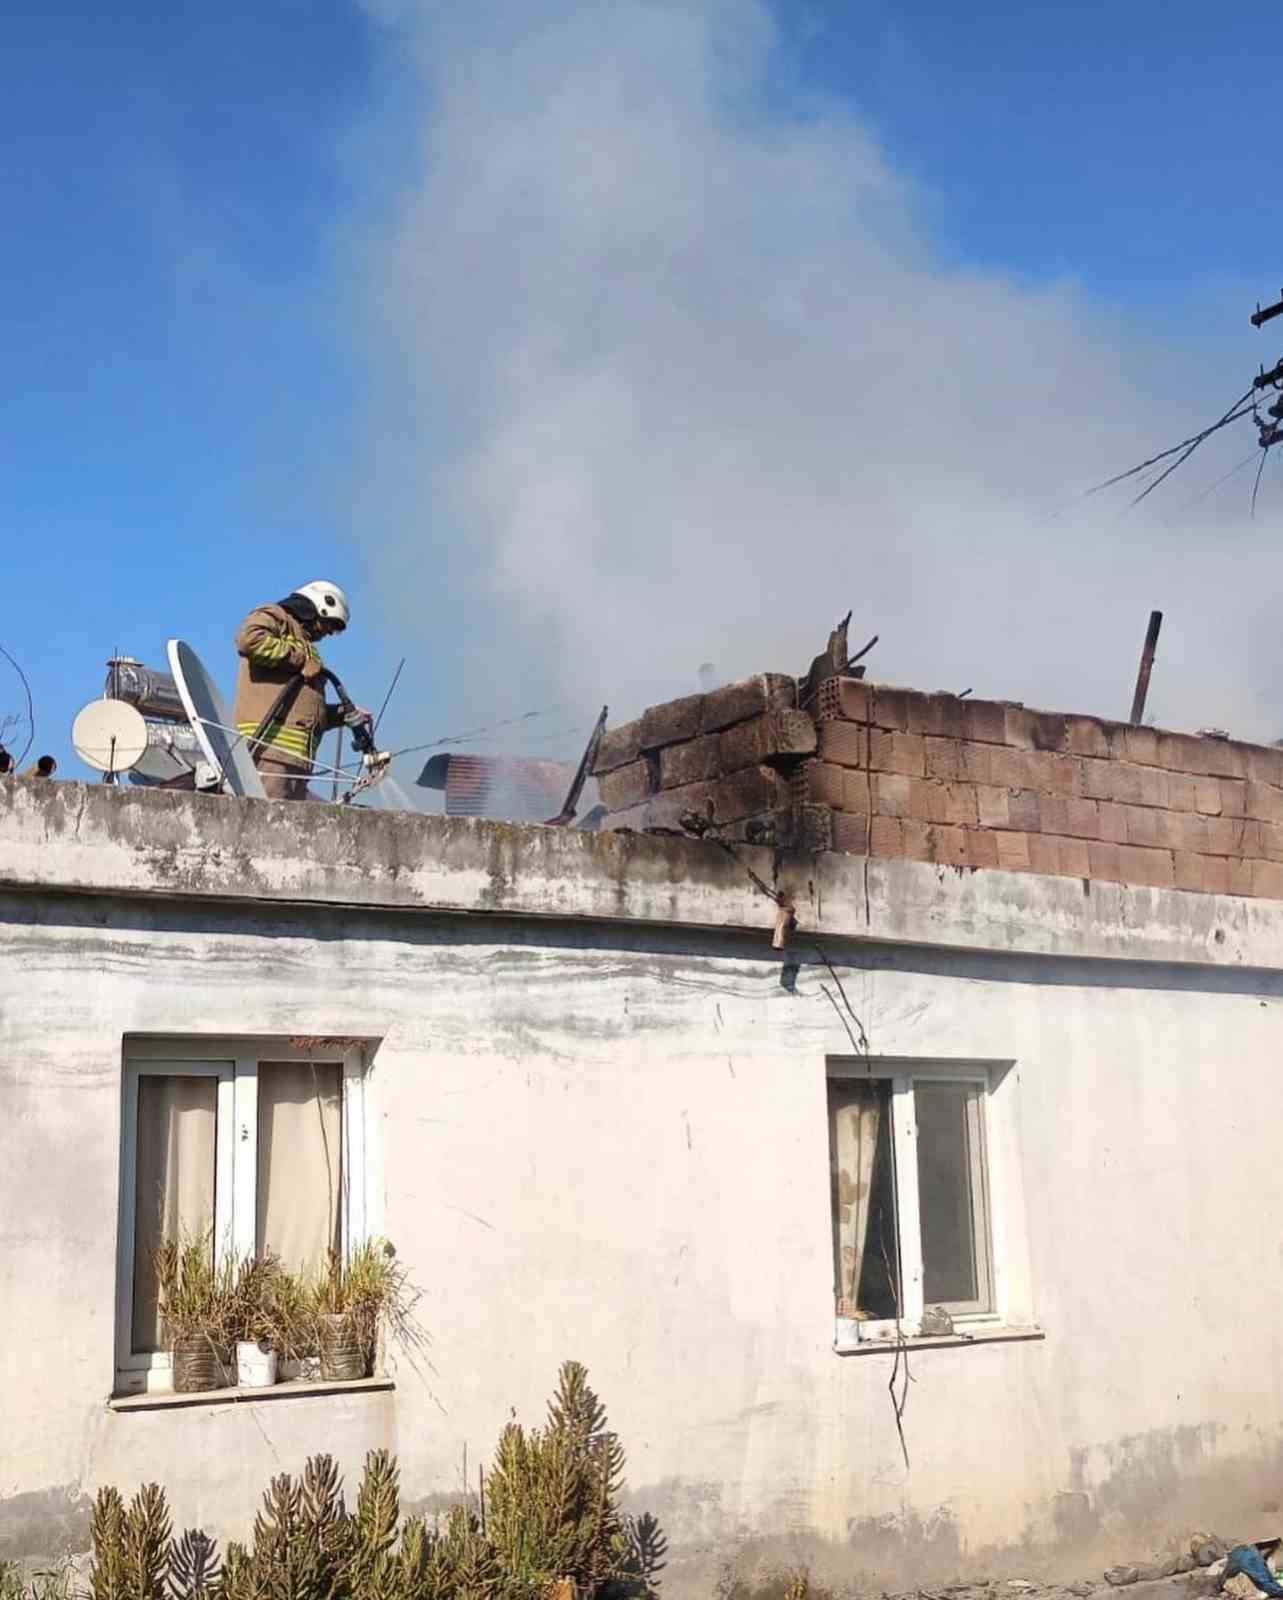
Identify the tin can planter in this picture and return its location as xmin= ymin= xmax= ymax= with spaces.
xmin=236 ymin=1339 xmax=278 ymax=1388
xmin=318 ymin=1313 xmax=367 ymax=1380
xmin=172 ymin=1337 xmax=233 ymax=1393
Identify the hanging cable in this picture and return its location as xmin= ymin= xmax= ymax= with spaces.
xmin=0 ymin=644 xmax=35 ymax=768
xmin=1127 ymin=394 xmax=1258 ymax=508
xmin=1251 ymin=446 xmax=1271 ymax=520
xmin=386 ymin=702 xmax=576 ymax=761
xmin=1082 ymin=388 xmax=1256 ymax=501
xmin=1175 ymin=449 xmax=1260 ymax=512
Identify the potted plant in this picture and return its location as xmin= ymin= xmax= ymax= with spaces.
xmin=230 ymin=1254 xmax=285 ymax=1388
xmin=152 ymin=1233 xmax=236 ymax=1393
xmin=267 ymin=1267 xmax=323 ymax=1382
xmin=255 ymin=1267 xmax=324 ymax=1382
xmin=308 ymin=1240 xmax=410 ymax=1381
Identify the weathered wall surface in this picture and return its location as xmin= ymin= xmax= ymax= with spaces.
xmin=4 ymin=784 xmax=1283 ymax=1593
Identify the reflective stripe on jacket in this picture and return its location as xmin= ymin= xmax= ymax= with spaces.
xmin=231 ymin=603 xmax=336 ymax=769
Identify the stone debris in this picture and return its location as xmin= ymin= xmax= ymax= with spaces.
xmin=876 ymin=1532 xmax=1277 ymax=1600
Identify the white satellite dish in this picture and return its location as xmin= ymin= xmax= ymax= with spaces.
xmin=72 ymin=699 xmax=149 ymax=774
xmin=166 ymin=639 xmax=266 ymax=800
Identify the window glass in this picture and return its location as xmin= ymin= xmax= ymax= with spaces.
xmin=132 ymin=1075 xmax=218 ymax=1352
xmin=915 ymin=1080 xmax=990 ymax=1310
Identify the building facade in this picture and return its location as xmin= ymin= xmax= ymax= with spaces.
xmin=2 ymin=755 xmax=1282 ymax=1594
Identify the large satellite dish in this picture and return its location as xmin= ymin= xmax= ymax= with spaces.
xmin=72 ymin=699 xmax=149 ymax=774
xmin=167 ymin=639 xmax=266 ymax=800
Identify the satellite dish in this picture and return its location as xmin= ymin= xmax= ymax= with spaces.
xmin=72 ymin=699 xmax=149 ymax=774
xmin=166 ymin=640 xmax=266 ymax=800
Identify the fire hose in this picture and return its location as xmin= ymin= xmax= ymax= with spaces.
xmin=249 ymin=668 xmax=390 ymax=801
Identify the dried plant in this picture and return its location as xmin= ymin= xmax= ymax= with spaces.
xmin=260 ymin=1265 xmax=317 ymax=1361
xmin=153 ymin=1239 xmax=311 ymax=1357
xmin=151 ymin=1231 xmax=238 ymax=1348
xmin=304 ymin=1240 xmax=421 ymax=1371
xmin=0 ymin=1560 xmax=75 ymax=1600
xmin=714 ymin=1567 xmax=833 ymax=1600
xmin=229 ymin=1252 xmax=287 ymax=1346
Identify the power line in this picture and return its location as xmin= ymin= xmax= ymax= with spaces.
xmin=1127 ymin=394 xmax=1258 ymax=508
xmin=386 ymin=702 xmax=577 ymax=762
xmin=1083 ymin=389 xmax=1255 ymax=501
xmin=1252 ymin=445 xmax=1271 ymax=520
xmin=1176 ymin=449 xmax=1260 ymax=512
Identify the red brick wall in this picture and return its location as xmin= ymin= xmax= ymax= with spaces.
xmin=803 ymin=677 xmax=1282 ymax=895
xmin=594 ymin=673 xmax=1283 ymax=897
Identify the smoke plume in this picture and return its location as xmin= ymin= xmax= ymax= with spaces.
xmin=343 ymin=0 xmax=1282 ymax=749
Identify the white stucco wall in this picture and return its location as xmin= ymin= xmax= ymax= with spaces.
xmin=3 ymin=782 xmax=1283 ymax=1593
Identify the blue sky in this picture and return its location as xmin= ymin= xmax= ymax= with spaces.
xmin=796 ymin=3 xmax=1275 ymax=317
xmin=5 ymin=0 xmax=1282 ymax=777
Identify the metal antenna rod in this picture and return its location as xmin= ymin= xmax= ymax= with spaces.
xmin=373 ymin=658 xmax=406 ymax=736
xmin=330 ymin=727 xmax=345 ymax=804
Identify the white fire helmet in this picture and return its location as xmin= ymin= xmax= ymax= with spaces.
xmin=291 ymin=580 xmax=350 ymax=631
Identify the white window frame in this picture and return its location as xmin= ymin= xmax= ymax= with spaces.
xmin=828 ymin=1056 xmax=1031 ymax=1348
xmin=116 ymin=1037 xmax=372 ymax=1394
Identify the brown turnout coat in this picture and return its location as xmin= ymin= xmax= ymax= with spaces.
xmin=232 ymin=603 xmax=340 ymax=769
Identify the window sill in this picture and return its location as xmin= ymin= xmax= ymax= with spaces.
xmin=108 ymin=1377 xmax=393 ymax=1412
xmin=834 ymin=1325 xmax=1044 ymax=1356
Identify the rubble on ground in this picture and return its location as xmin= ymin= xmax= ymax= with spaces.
xmin=861 ymin=1532 xmax=1281 ymax=1600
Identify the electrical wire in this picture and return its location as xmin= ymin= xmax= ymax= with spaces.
xmin=386 ymin=703 xmax=576 ymax=761
xmin=1252 ymin=445 xmax=1271 ymax=520
xmin=1128 ymin=395 xmax=1259 ymax=508
xmin=0 ymin=643 xmax=35 ymax=767
xmin=1175 ymin=449 xmax=1260 ymax=512
xmin=1082 ymin=388 xmax=1256 ymax=501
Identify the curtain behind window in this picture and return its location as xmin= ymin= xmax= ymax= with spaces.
xmin=132 ymin=1075 xmax=218 ymax=1352
xmin=256 ymin=1062 xmax=342 ymax=1274
xmin=829 ymin=1079 xmax=883 ymax=1317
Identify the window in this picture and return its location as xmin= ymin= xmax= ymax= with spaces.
xmin=827 ymin=1058 xmax=1015 ymax=1346
xmin=116 ymin=1038 xmax=373 ymax=1394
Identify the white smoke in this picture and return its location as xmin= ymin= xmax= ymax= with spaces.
xmin=341 ymin=0 xmax=1283 ymax=748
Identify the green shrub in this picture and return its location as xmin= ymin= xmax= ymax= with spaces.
xmin=87 ymin=1361 xmax=665 ymax=1600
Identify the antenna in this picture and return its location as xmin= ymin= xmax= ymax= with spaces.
xmin=72 ymin=700 xmax=149 ymax=780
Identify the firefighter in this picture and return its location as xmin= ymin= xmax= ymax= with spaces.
xmin=232 ymin=581 xmax=369 ymax=800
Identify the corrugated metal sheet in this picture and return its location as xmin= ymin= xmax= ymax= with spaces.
xmin=432 ymin=754 xmax=573 ymax=822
